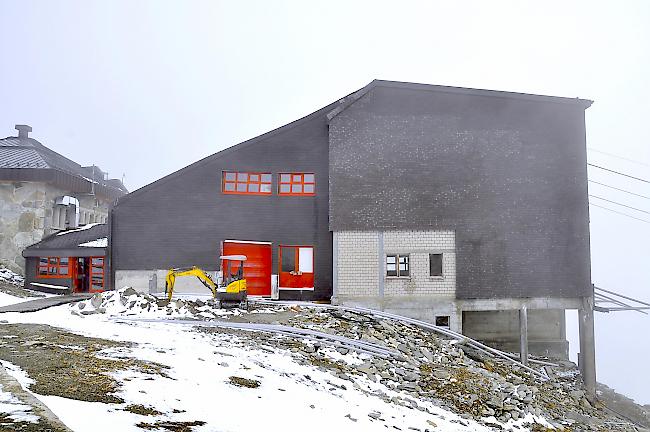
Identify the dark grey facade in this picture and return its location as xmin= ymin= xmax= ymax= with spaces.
xmin=110 ymin=80 xmax=592 ymax=304
xmin=329 ymin=82 xmax=592 ymax=300
xmin=111 ymin=103 xmax=335 ymax=300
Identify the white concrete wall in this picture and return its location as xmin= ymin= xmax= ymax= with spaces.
xmin=335 ymin=229 xmax=456 ymax=297
xmin=336 ymin=231 xmax=379 ymax=297
xmin=334 ymin=229 xmax=460 ymax=330
xmin=383 ymin=230 xmax=456 ymax=296
xmin=115 ymin=269 xmax=219 ymax=295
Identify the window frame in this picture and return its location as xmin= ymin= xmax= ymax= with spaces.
xmin=386 ymin=253 xmax=410 ymax=278
xmin=278 ymin=172 xmax=316 ymax=196
xmin=429 ymin=253 xmax=444 ymax=278
xmin=37 ymin=256 xmax=71 ymax=279
xmin=90 ymin=256 xmax=105 ymax=291
xmin=222 ymin=171 xmax=273 ymax=195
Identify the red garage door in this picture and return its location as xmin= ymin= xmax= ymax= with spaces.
xmin=223 ymin=240 xmax=272 ymax=296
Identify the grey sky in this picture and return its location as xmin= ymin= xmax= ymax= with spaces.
xmin=1 ymin=0 xmax=648 ymax=403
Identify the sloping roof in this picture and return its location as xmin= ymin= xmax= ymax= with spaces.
xmin=327 ymin=80 xmax=593 ymax=122
xmin=0 ymin=134 xmax=128 ymax=194
xmin=115 ymin=79 xmax=592 ymax=205
xmin=22 ymin=223 xmax=108 ymax=257
xmin=0 ymin=147 xmax=49 ymax=168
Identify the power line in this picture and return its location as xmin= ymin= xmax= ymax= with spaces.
xmin=589 ymin=203 xmax=650 ymax=224
xmin=588 ymin=180 xmax=650 ymax=200
xmin=587 ymin=163 xmax=650 ymax=184
xmin=588 ymin=147 xmax=650 ymax=168
xmin=589 ymin=195 xmax=650 ymax=215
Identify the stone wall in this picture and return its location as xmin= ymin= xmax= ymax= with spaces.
xmin=0 ymin=180 xmax=111 ymax=274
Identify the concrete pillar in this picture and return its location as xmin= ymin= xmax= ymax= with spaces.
xmin=579 ymin=295 xmax=597 ymax=402
xmin=519 ymin=305 xmax=529 ymax=366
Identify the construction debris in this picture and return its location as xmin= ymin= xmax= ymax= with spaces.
xmin=73 ymin=288 xmax=644 ymax=431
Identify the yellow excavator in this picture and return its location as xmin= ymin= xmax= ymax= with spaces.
xmin=164 ymin=255 xmax=248 ymax=309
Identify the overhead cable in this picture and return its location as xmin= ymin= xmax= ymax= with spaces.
xmin=588 ymin=203 xmax=650 ymax=224
xmin=589 ymin=195 xmax=650 ymax=215
xmin=588 ymin=180 xmax=650 ymax=200
xmin=587 ymin=163 xmax=650 ymax=184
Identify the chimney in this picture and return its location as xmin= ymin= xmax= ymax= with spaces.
xmin=15 ymin=124 xmax=32 ymax=139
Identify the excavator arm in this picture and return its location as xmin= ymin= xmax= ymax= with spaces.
xmin=165 ymin=266 xmax=218 ymax=301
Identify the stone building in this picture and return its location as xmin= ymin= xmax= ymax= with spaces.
xmin=0 ymin=125 xmax=127 ymax=273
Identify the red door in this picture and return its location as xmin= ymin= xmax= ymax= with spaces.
xmin=222 ymin=240 xmax=272 ymax=296
xmin=279 ymin=245 xmax=314 ymax=289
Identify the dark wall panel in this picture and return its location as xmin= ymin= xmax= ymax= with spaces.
xmin=329 ymin=85 xmax=591 ymax=299
xmin=112 ymin=111 xmax=333 ymax=299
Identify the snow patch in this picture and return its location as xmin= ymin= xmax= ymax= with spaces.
xmin=78 ymin=237 xmax=108 ymax=248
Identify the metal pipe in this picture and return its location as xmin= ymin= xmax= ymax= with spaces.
xmin=595 ymin=286 xmax=650 ymax=307
xmin=254 ymin=300 xmax=547 ymax=379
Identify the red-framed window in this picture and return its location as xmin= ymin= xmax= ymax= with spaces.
xmin=90 ymin=256 xmax=105 ymax=291
xmin=222 ymin=171 xmax=272 ymax=195
xmin=38 ymin=257 xmax=70 ymax=278
xmin=278 ymin=173 xmax=315 ymax=196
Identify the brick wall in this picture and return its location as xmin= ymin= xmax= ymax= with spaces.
xmin=336 ymin=231 xmax=378 ymax=296
xmin=335 ymin=229 xmax=456 ymax=297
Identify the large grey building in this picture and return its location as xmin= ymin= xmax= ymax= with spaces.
xmin=0 ymin=125 xmax=127 ymax=273
xmin=110 ymin=80 xmax=593 ymax=360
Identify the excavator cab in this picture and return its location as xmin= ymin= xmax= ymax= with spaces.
xmin=218 ymin=255 xmax=247 ymax=293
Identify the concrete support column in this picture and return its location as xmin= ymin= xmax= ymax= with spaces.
xmin=519 ymin=305 xmax=528 ymax=366
xmin=579 ymin=295 xmax=597 ymax=402
xmin=377 ymin=232 xmax=384 ymax=309
xmin=332 ymin=232 xmax=338 ymax=303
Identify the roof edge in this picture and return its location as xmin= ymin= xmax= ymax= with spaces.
xmin=114 ymin=88 xmax=364 ymax=205
xmin=370 ymin=79 xmax=593 ymax=109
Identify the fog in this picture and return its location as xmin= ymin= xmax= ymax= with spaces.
xmin=1 ymin=0 xmax=648 ymax=404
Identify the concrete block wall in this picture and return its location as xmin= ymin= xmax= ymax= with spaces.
xmin=335 ymin=229 xmax=456 ymax=298
xmin=383 ymin=230 xmax=456 ymax=296
xmin=335 ymin=231 xmax=379 ymax=297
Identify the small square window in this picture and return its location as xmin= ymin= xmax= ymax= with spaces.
xmin=280 ymin=184 xmax=291 ymax=193
xmin=260 ymin=183 xmax=272 ymax=193
xmin=435 ymin=316 xmax=450 ymax=328
xmin=224 ymin=182 xmax=235 ymax=191
xmin=248 ymin=183 xmax=259 ymax=193
xmin=386 ymin=254 xmax=409 ymax=277
xmin=292 ymin=174 xmax=301 ymax=182
xmin=224 ymin=172 xmax=236 ymax=181
xmin=261 ymin=173 xmax=272 ymax=183
xmin=304 ymin=173 xmax=315 ymax=183
xmin=280 ymin=174 xmax=291 ymax=182
xmin=236 ymin=183 xmax=247 ymax=192
xmin=304 ymin=184 xmax=314 ymax=193
xmin=237 ymin=173 xmax=248 ymax=181
xmin=429 ymin=253 xmax=443 ymax=277
xmin=249 ymin=174 xmax=259 ymax=182
xmin=291 ymin=184 xmax=302 ymax=193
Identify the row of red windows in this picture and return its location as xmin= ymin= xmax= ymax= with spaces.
xmin=37 ymin=256 xmax=105 ymax=289
xmin=222 ymin=172 xmax=315 ymax=196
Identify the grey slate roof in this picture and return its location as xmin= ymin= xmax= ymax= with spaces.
xmin=0 ymin=147 xmax=48 ymax=168
xmin=0 ymin=135 xmax=128 ymax=194
xmin=22 ymin=224 xmax=108 ymax=256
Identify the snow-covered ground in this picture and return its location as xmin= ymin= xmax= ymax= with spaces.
xmin=0 ymin=290 xmax=551 ymax=432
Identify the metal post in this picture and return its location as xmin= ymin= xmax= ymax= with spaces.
xmin=519 ymin=305 xmax=529 ymax=366
xmin=579 ymin=295 xmax=597 ymax=403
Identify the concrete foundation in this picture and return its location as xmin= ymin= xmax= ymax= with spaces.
xmin=462 ymin=309 xmax=568 ymax=359
xmin=333 ymin=295 xmax=462 ymax=332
